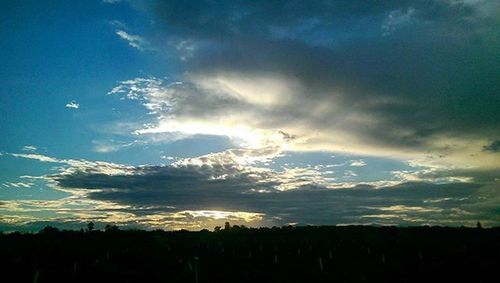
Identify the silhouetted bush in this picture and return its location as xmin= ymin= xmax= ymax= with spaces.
xmin=39 ymin=226 xmax=59 ymax=234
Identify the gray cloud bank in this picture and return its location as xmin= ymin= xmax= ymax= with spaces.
xmin=48 ymin=149 xmax=499 ymax=227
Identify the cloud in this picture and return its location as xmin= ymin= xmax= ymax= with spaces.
xmin=115 ymin=30 xmax=152 ymax=51
xmin=65 ymin=101 xmax=79 ymax=109
xmin=11 ymin=151 xmax=499 ymax=227
xmin=1 ymin=182 xmax=34 ymax=189
xmin=350 ymin=160 xmax=366 ymax=167
xmin=381 ymin=7 xmax=416 ymax=36
xmin=483 ymin=140 xmax=500 ymax=152
xmin=47 ymin=163 xmax=500 ymax=227
xmin=169 ymin=39 xmax=196 ymax=61
xmin=11 ymin=153 xmax=60 ymax=163
xmin=105 ymin=0 xmax=500 ymax=173
xmin=109 ymin=20 xmax=127 ymax=29
xmin=161 ymin=155 xmax=177 ymax=161
xmin=10 ymin=152 xmax=135 ymax=177
xmin=0 ymin=197 xmax=264 ymax=232
xmin=102 ymin=0 xmax=121 ymax=4
xmin=21 ymin=145 xmax=37 ymax=152
xmin=91 ymin=139 xmax=146 ymax=153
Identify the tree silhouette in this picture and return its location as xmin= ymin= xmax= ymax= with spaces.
xmin=40 ymin=226 xmax=59 ymax=234
xmin=105 ymin=224 xmax=120 ymax=232
xmin=87 ymin=222 xmax=94 ymax=233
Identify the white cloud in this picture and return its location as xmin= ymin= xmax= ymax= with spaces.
xmin=91 ymin=139 xmax=145 ymax=153
xmin=11 ymin=153 xmax=60 ymax=163
xmin=10 ymin=152 xmax=135 ymax=177
xmin=65 ymin=101 xmax=79 ymax=109
xmin=2 ymin=182 xmax=34 ymax=189
xmin=22 ymin=145 xmax=37 ymax=152
xmin=160 ymin=155 xmax=177 ymax=160
xmin=343 ymin=170 xmax=358 ymax=177
xmin=350 ymin=159 xmax=366 ymax=167
xmin=115 ymin=30 xmax=151 ymax=51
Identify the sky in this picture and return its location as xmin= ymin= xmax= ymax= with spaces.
xmin=0 ymin=0 xmax=499 ymax=231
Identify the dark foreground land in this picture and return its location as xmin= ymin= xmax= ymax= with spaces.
xmin=0 ymin=226 xmax=499 ymax=283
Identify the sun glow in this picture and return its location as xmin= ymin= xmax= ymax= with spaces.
xmin=136 ymin=120 xmax=272 ymax=148
xmin=180 ymin=210 xmax=264 ymax=222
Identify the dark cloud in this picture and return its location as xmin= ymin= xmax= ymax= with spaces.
xmin=149 ymin=0 xmax=484 ymax=39
xmin=50 ymin=158 xmax=499 ymax=226
xmin=483 ymin=140 xmax=500 ymax=152
xmin=408 ymin=167 xmax=500 ymax=184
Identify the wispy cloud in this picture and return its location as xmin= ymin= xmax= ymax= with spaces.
xmin=11 ymin=153 xmax=60 ymax=163
xmin=169 ymin=39 xmax=196 ymax=61
xmin=381 ymin=7 xmax=416 ymax=36
xmin=109 ymin=20 xmax=127 ymax=29
xmin=350 ymin=160 xmax=366 ymax=167
xmin=1 ymin=182 xmax=34 ymax=189
xmin=102 ymin=0 xmax=121 ymax=4
xmin=21 ymin=145 xmax=37 ymax=152
xmin=91 ymin=139 xmax=146 ymax=153
xmin=115 ymin=30 xmax=152 ymax=51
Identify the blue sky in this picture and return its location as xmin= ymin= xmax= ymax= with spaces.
xmin=1 ymin=0 xmax=499 ymax=231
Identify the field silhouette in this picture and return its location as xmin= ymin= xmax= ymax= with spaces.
xmin=0 ymin=224 xmax=498 ymax=282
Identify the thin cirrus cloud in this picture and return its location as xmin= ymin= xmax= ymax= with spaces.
xmin=21 ymin=145 xmax=37 ymax=152
xmin=102 ymin=0 xmax=121 ymax=4
xmin=115 ymin=30 xmax=152 ymax=51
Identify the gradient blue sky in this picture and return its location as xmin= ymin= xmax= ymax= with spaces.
xmin=1 ymin=0 xmax=499 ymax=231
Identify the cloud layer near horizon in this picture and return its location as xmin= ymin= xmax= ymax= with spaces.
xmin=3 ymin=150 xmax=498 ymax=230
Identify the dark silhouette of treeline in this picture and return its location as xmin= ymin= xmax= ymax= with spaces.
xmin=0 ymin=223 xmax=499 ymax=282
